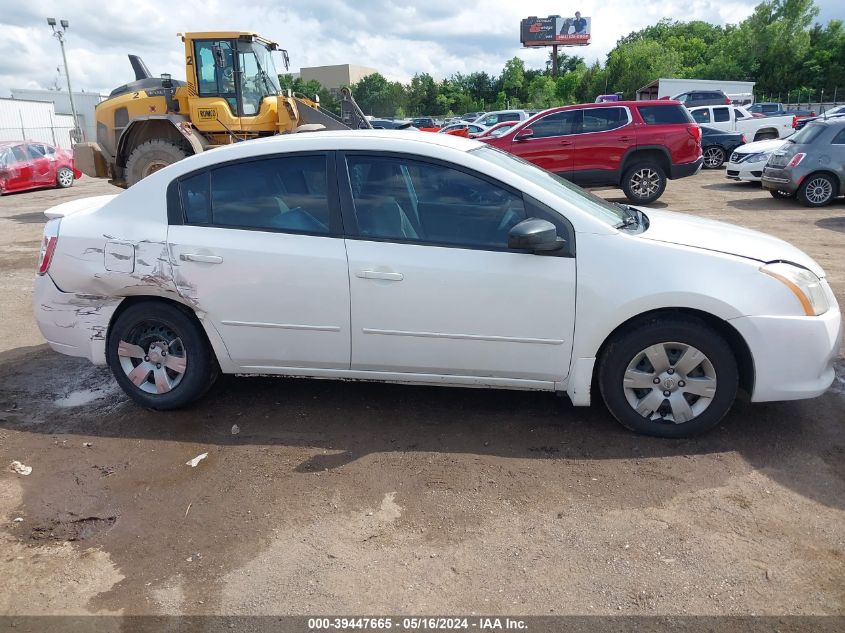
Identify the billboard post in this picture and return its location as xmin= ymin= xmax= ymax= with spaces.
xmin=520 ymin=13 xmax=591 ymax=77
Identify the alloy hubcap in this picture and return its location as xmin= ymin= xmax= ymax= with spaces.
xmin=630 ymin=169 xmax=660 ymax=198
xmin=117 ymin=323 xmax=187 ymax=394
xmin=703 ymin=148 xmax=723 ymax=167
xmin=805 ymin=178 xmax=833 ymax=204
xmin=623 ymin=342 xmax=717 ymax=424
xmin=58 ymin=169 xmax=73 ymax=186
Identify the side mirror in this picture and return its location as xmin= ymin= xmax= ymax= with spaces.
xmin=508 ymin=218 xmax=565 ymax=253
xmin=212 ymin=45 xmax=226 ymax=69
xmin=514 ymin=128 xmax=534 ymax=141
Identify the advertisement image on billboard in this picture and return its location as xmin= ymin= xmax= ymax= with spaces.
xmin=520 ymin=13 xmax=591 ymax=47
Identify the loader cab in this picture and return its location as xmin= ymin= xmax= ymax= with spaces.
xmin=185 ymin=32 xmax=285 ymax=133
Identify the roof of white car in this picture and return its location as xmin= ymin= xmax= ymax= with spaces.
xmin=158 ymin=130 xmax=487 ymax=178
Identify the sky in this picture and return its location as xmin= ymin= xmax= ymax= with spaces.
xmin=2 ymin=0 xmax=844 ymax=97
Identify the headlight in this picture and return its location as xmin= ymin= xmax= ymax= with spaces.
xmin=760 ymin=262 xmax=829 ymax=316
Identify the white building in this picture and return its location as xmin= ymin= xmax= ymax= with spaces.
xmin=0 ymin=98 xmax=75 ymax=149
xmin=9 ymin=88 xmax=105 ymax=144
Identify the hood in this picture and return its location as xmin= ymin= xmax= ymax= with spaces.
xmin=637 ymin=209 xmax=825 ymax=277
xmin=44 ymin=194 xmax=117 ymax=220
xmin=733 ymin=138 xmax=786 ymax=154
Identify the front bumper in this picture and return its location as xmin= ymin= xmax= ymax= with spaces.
xmin=729 ymin=287 xmax=842 ymax=402
xmin=33 ymin=273 xmax=121 ymax=365
xmin=669 ymin=156 xmax=704 ymax=180
xmin=726 ymin=158 xmax=768 ymax=182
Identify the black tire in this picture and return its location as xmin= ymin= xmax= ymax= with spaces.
xmin=124 ymin=140 xmax=188 ymax=187
xmin=621 ymin=162 xmax=667 ymax=205
xmin=797 ymin=173 xmax=838 ymax=208
xmin=769 ymin=189 xmax=795 ymax=199
xmin=106 ymin=301 xmax=218 ymax=410
xmin=598 ymin=316 xmax=738 ymax=438
xmin=56 ymin=166 xmax=75 ymax=189
xmin=702 ymin=146 xmax=725 ymax=169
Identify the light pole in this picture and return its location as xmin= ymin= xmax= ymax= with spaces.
xmin=47 ymin=18 xmax=81 ymax=143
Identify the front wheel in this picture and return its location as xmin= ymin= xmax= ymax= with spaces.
xmin=621 ymin=163 xmax=667 ymax=205
xmin=107 ymin=302 xmax=218 ymax=409
xmin=702 ymin=146 xmax=725 ymax=169
xmin=56 ymin=166 xmax=75 ymax=189
xmin=124 ymin=140 xmax=188 ymax=187
xmin=797 ymin=173 xmax=837 ymax=207
xmin=598 ymin=317 xmax=738 ymax=438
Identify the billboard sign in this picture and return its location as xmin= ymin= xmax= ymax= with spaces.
xmin=520 ymin=14 xmax=591 ymax=47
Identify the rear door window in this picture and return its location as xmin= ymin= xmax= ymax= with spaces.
xmin=831 ymin=128 xmax=845 ymax=144
xmin=638 ymin=105 xmax=693 ymax=125
xmin=582 ymin=107 xmax=629 ymax=132
xmin=180 ymin=155 xmax=334 ymax=234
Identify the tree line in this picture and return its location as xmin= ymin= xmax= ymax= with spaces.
xmin=279 ymin=0 xmax=844 ymax=118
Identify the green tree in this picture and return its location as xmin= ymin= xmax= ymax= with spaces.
xmin=501 ymin=57 xmax=525 ymax=103
xmin=605 ymin=40 xmax=682 ymax=99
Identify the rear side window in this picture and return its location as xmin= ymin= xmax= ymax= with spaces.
xmin=639 ymin=105 xmax=693 ymax=125
xmin=180 ymin=155 xmax=332 ymax=234
xmin=831 ymin=128 xmax=845 ymax=144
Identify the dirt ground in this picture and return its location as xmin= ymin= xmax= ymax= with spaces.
xmin=0 ymin=169 xmax=843 ymax=622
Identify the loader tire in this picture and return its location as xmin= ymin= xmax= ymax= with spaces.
xmin=125 ymin=140 xmax=188 ymax=187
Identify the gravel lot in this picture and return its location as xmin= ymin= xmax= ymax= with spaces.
xmin=0 ymin=169 xmax=843 ymax=620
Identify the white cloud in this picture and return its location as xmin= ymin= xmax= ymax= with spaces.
xmin=1 ymin=0 xmax=842 ymax=96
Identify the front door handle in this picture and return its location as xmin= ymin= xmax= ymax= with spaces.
xmin=356 ymin=270 xmax=404 ymax=281
xmin=619 ymin=136 xmax=632 ymax=142
xmin=181 ymin=253 xmax=223 ymax=264
xmin=559 ymin=140 xmax=573 ymax=146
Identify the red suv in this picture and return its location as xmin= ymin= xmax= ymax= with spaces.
xmin=481 ymin=101 xmax=702 ymax=204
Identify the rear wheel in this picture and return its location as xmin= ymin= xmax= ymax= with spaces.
xmin=124 ymin=140 xmax=188 ymax=187
xmin=107 ymin=302 xmax=218 ymax=409
xmin=621 ymin=162 xmax=667 ymax=204
xmin=56 ymin=166 xmax=75 ymax=188
xmin=702 ymin=146 xmax=725 ymax=169
xmin=598 ymin=316 xmax=738 ymax=438
xmin=797 ymin=173 xmax=837 ymax=207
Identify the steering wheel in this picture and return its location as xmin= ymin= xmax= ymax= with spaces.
xmin=222 ymin=67 xmax=234 ymax=81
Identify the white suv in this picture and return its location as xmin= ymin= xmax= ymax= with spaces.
xmin=473 ymin=110 xmax=531 ymax=127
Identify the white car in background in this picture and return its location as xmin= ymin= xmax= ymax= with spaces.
xmin=33 ymin=131 xmax=841 ymax=438
xmin=726 ymin=138 xmax=787 ymax=182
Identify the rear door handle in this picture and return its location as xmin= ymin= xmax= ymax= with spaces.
xmin=619 ymin=136 xmax=632 ymax=142
xmin=559 ymin=140 xmax=573 ymax=146
xmin=181 ymin=253 xmax=223 ymax=264
xmin=356 ymin=270 xmax=404 ymax=281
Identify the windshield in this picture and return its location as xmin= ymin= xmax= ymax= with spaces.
xmin=237 ymin=41 xmax=281 ymax=115
xmin=471 ymin=145 xmax=626 ymax=226
xmin=788 ymin=123 xmax=824 ymax=145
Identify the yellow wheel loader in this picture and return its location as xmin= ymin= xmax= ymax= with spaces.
xmin=74 ymin=32 xmax=370 ymax=188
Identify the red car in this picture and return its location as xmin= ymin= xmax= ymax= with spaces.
xmin=481 ymin=100 xmax=702 ymax=204
xmin=0 ymin=141 xmax=81 ymax=195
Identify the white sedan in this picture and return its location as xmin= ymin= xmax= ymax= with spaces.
xmin=33 ymin=131 xmax=841 ymax=438
xmin=726 ymin=138 xmax=787 ymax=182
